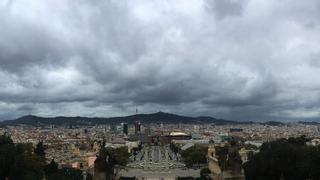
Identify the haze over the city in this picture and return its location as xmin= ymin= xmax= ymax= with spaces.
xmin=0 ymin=0 xmax=320 ymax=121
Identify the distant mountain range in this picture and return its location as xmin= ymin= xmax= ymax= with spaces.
xmin=0 ymin=112 xmax=317 ymax=127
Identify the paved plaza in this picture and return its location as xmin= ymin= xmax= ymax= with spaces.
xmin=127 ymin=145 xmax=185 ymax=171
xmin=119 ymin=168 xmax=201 ymax=180
xmin=121 ymin=145 xmax=200 ymax=179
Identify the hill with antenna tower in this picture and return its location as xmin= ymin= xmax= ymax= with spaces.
xmin=0 ymin=111 xmax=255 ymax=126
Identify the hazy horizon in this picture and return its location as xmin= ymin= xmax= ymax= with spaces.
xmin=1 ymin=0 xmax=320 ymax=122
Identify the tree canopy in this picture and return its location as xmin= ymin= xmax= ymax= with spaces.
xmin=244 ymin=136 xmax=320 ymax=180
xmin=0 ymin=134 xmax=44 ymax=180
xmin=106 ymin=146 xmax=131 ymax=166
xmin=34 ymin=141 xmax=46 ymax=157
xmin=0 ymin=134 xmax=89 ymax=180
xmin=181 ymin=145 xmax=207 ymax=167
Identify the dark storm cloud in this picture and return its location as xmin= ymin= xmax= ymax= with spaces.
xmin=309 ymin=53 xmax=320 ymax=67
xmin=0 ymin=9 xmax=68 ymax=72
xmin=0 ymin=0 xmax=320 ymax=121
xmin=205 ymin=0 xmax=248 ymax=19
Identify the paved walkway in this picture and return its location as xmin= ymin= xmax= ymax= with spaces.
xmin=123 ymin=145 xmax=200 ymax=179
xmin=127 ymin=145 xmax=184 ymax=170
xmin=119 ymin=168 xmax=200 ymax=179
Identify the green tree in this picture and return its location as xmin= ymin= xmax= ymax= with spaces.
xmin=170 ymin=142 xmax=180 ymax=154
xmin=181 ymin=146 xmax=207 ymax=168
xmin=0 ymin=134 xmax=44 ymax=180
xmin=200 ymin=167 xmax=211 ymax=178
xmin=45 ymin=159 xmax=58 ymax=176
xmin=0 ymin=134 xmax=85 ymax=180
xmin=46 ymin=167 xmax=83 ymax=180
xmin=106 ymin=146 xmax=130 ymax=166
xmin=243 ymin=136 xmax=320 ymax=180
xmin=34 ymin=141 xmax=46 ymax=157
xmin=0 ymin=133 xmax=13 ymax=145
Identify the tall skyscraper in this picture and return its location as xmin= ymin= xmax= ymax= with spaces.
xmin=134 ymin=121 xmax=141 ymax=134
xmin=122 ymin=123 xmax=128 ymax=135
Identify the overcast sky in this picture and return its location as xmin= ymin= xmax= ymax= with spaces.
xmin=0 ymin=0 xmax=320 ymax=121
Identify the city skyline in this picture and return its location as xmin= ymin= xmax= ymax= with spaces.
xmin=1 ymin=0 xmax=320 ymax=121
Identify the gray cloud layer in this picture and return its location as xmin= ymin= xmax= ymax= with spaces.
xmin=0 ymin=0 xmax=320 ymax=121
